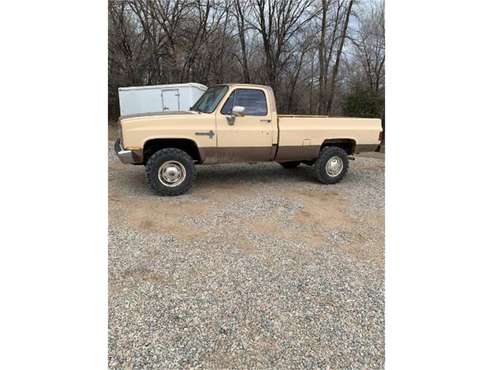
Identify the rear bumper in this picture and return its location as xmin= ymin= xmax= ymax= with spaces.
xmin=114 ymin=139 xmax=143 ymax=164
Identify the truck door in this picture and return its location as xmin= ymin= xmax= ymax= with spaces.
xmin=215 ymin=88 xmax=274 ymax=162
xmin=161 ymin=89 xmax=180 ymax=111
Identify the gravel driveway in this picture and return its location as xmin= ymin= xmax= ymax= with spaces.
xmin=108 ymin=142 xmax=385 ymax=369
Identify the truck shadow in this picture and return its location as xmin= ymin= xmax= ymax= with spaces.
xmin=113 ymin=162 xmax=358 ymax=198
xmin=194 ymin=163 xmax=320 ymax=188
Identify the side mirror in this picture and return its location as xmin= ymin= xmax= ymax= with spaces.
xmin=232 ymin=105 xmax=245 ymax=117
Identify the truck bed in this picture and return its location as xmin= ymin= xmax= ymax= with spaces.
xmin=277 ymin=116 xmax=381 ymax=149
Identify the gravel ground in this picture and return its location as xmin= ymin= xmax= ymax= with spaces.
xmin=108 ymin=141 xmax=385 ymax=369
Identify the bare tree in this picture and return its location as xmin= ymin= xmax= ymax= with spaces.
xmin=232 ymin=0 xmax=251 ymax=82
xmin=317 ymin=0 xmax=328 ymax=114
xmin=108 ymin=0 xmax=384 ymax=119
xmin=326 ymin=0 xmax=354 ymax=114
xmin=351 ymin=0 xmax=385 ymax=93
xmin=249 ymin=0 xmax=316 ymax=91
xmin=317 ymin=0 xmax=345 ymax=114
xmin=286 ymin=34 xmax=313 ymax=112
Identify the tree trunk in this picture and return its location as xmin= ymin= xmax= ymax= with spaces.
xmin=318 ymin=0 xmax=328 ymax=114
xmin=287 ymin=48 xmax=307 ymax=112
xmin=235 ymin=0 xmax=250 ymax=82
xmin=327 ymin=0 xmax=353 ymax=114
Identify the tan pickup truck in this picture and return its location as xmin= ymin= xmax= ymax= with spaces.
xmin=115 ymin=83 xmax=382 ymax=196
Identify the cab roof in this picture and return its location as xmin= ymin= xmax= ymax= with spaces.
xmin=214 ymin=83 xmax=272 ymax=89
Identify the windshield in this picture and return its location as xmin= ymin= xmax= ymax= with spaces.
xmin=190 ymin=85 xmax=229 ymax=113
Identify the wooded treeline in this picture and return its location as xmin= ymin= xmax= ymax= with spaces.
xmin=108 ymin=0 xmax=384 ymax=120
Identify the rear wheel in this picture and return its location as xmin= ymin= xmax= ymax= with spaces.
xmin=314 ymin=146 xmax=349 ymax=184
xmin=279 ymin=161 xmax=301 ymax=169
xmin=145 ymin=148 xmax=196 ymax=196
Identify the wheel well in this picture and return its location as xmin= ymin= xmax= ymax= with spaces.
xmin=143 ymin=139 xmax=202 ymax=164
xmin=321 ymin=139 xmax=356 ymax=155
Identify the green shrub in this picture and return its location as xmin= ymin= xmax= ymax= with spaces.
xmin=342 ymin=87 xmax=384 ymax=118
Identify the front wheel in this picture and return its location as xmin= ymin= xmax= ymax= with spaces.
xmin=314 ymin=146 xmax=349 ymax=184
xmin=145 ymin=148 xmax=196 ymax=196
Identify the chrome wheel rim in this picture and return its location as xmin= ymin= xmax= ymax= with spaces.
xmin=325 ymin=156 xmax=344 ymax=177
xmin=158 ymin=161 xmax=186 ymax=187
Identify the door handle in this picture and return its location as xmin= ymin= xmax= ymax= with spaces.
xmin=195 ymin=130 xmax=215 ymax=139
xmin=260 ymin=119 xmax=271 ymax=123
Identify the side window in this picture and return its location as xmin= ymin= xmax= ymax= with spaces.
xmin=236 ymin=89 xmax=268 ymax=116
xmin=220 ymin=88 xmax=268 ymax=116
xmin=220 ymin=91 xmax=236 ymax=115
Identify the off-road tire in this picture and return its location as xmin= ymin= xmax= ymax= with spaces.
xmin=145 ymin=148 xmax=196 ymax=196
xmin=314 ymin=146 xmax=349 ymax=184
xmin=279 ymin=161 xmax=301 ymax=169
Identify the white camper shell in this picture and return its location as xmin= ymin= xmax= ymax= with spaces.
xmin=118 ymin=83 xmax=207 ymax=116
